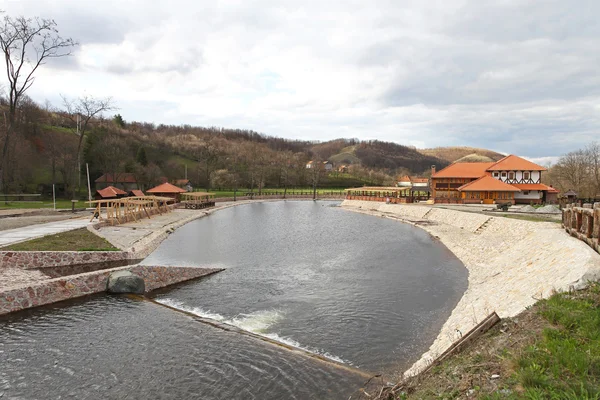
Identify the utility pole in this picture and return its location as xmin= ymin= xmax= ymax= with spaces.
xmin=86 ymin=163 xmax=92 ymax=203
xmin=77 ymin=114 xmax=81 ymax=191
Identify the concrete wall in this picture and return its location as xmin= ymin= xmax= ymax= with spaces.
xmin=0 ymin=265 xmax=223 ymax=315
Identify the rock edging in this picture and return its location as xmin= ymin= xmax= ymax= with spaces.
xmin=0 ymin=265 xmax=223 ymax=315
xmin=341 ymin=200 xmax=600 ymax=377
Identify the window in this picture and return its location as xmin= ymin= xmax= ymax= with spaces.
xmin=523 ymin=191 xmax=529 ymax=195
xmin=508 ymin=172 xmax=515 ymax=180
xmin=524 ymin=172 xmax=530 ymax=180
xmin=493 ymin=172 xmax=499 ymax=178
xmin=501 ymin=172 xmax=507 ymax=178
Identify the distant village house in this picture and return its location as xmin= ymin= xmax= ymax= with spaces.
xmin=306 ymin=160 xmax=333 ymax=171
xmin=95 ymin=173 xmax=139 ymax=191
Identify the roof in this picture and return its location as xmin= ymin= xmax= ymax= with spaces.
xmin=487 ymin=155 xmax=547 ymax=171
xmin=511 ymin=183 xmax=554 ymax=191
xmin=96 ymin=186 xmax=127 ymax=198
xmin=546 ymin=186 xmax=559 ymax=194
xmin=432 ymin=162 xmax=495 ymax=178
xmin=398 ymin=175 xmax=412 ymax=182
xmin=95 ymin=173 xmax=137 ymax=183
xmin=564 ymin=190 xmax=578 ymax=196
xmin=129 ymin=189 xmax=145 ymax=196
xmin=457 ymin=176 xmax=521 ymax=192
xmin=173 ymin=179 xmax=190 ymax=186
xmin=147 ymin=182 xmax=187 ymax=194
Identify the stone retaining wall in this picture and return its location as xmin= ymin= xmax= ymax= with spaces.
xmin=341 ymin=200 xmax=600 ymax=377
xmin=0 ymin=265 xmax=223 ymax=315
xmin=0 ymin=250 xmax=129 ymax=270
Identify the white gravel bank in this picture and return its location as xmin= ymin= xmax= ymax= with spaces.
xmin=341 ymin=200 xmax=600 ymax=376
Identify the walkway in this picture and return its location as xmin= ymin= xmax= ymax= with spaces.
xmin=0 ymin=218 xmax=92 ymax=247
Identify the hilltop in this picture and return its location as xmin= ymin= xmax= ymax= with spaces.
xmin=0 ymin=98 xmax=506 ymax=196
xmin=419 ymin=147 xmax=505 ymax=163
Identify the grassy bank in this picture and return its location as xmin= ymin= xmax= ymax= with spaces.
xmin=3 ymin=228 xmax=119 ymax=251
xmin=367 ymin=282 xmax=600 ymax=399
xmin=0 ymin=199 xmax=79 ymax=210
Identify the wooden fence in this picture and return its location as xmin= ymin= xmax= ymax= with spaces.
xmin=562 ymin=203 xmax=600 ymax=253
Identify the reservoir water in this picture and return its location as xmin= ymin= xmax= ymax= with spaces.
xmin=0 ymin=201 xmax=467 ymax=399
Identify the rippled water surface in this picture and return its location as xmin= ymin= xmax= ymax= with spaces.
xmin=1 ymin=201 xmax=468 ymax=399
xmin=0 ymin=295 xmax=364 ymax=399
xmin=144 ymin=201 xmax=467 ymax=374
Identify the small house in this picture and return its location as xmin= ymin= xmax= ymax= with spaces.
xmin=129 ymin=189 xmax=145 ymax=197
xmin=146 ymin=182 xmax=187 ymax=202
xmin=95 ymin=173 xmax=139 ymax=191
xmin=563 ymin=190 xmax=578 ymax=202
xmin=95 ymin=185 xmax=127 ymax=200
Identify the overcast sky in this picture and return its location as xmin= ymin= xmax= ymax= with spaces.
xmin=3 ymin=0 xmax=599 ymax=163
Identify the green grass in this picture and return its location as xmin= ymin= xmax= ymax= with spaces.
xmin=0 ymin=199 xmax=82 ymax=210
xmin=40 ymin=124 xmax=75 ymax=135
xmin=3 ymin=228 xmax=119 ymax=251
xmin=508 ymin=287 xmax=600 ymax=399
xmin=368 ymin=282 xmax=600 ymax=399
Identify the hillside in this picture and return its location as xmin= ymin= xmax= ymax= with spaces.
xmin=0 ymin=99 xmax=473 ymax=196
xmin=419 ymin=146 xmax=505 ymax=163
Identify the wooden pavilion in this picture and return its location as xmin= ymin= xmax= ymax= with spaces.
xmin=146 ymin=182 xmax=187 ymax=202
xmin=88 ymin=195 xmax=174 ymax=225
xmin=181 ymin=192 xmax=216 ymax=209
xmin=344 ymin=186 xmax=427 ymax=203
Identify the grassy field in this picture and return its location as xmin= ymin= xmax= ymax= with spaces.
xmin=3 ymin=228 xmax=119 ymax=251
xmin=366 ymin=282 xmax=600 ymax=399
xmin=0 ymin=199 xmax=83 ymax=210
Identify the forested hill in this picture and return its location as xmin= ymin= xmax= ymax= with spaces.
xmin=1 ymin=98 xmax=458 ymax=194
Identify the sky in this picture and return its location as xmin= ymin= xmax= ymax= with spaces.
xmin=2 ymin=0 xmax=600 ymax=164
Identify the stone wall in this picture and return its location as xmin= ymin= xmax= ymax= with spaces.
xmin=0 ymin=250 xmax=129 ymax=270
xmin=341 ymin=200 xmax=600 ymax=376
xmin=0 ymin=265 xmax=223 ymax=316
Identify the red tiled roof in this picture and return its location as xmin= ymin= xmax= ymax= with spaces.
xmin=432 ymin=162 xmax=495 ymax=178
xmin=95 ymin=173 xmax=137 ymax=183
xmin=487 ymin=155 xmax=547 ymax=171
xmin=511 ymin=183 xmax=554 ymax=191
xmin=546 ymin=186 xmax=559 ymax=194
xmin=96 ymin=186 xmax=127 ymax=198
xmin=458 ymin=176 xmax=521 ymax=192
xmin=129 ymin=190 xmax=145 ymax=196
xmin=147 ymin=182 xmax=187 ymax=194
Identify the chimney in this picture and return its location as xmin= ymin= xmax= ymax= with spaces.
xmin=431 ymin=165 xmax=436 ymax=176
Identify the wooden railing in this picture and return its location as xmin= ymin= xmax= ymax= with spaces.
xmin=562 ymin=203 xmax=600 ymax=253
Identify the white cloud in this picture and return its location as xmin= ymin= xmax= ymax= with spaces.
xmin=2 ymin=0 xmax=599 ymax=158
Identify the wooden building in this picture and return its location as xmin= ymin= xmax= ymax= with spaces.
xmin=345 ymin=186 xmax=427 ymax=203
xmin=146 ymin=182 xmax=187 ymax=202
xmin=95 ymin=186 xmax=127 ymax=200
xmin=95 ymin=173 xmax=139 ymax=191
xmin=431 ymin=155 xmax=555 ymax=205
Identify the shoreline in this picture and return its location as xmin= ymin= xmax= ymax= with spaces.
xmin=340 ymin=200 xmax=600 ymax=377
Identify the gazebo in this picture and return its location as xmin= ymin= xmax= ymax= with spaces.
xmin=95 ymin=185 xmax=127 ymax=200
xmin=146 ymin=182 xmax=187 ymax=202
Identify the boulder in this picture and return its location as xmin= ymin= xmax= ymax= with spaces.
xmin=107 ymin=270 xmax=145 ymax=294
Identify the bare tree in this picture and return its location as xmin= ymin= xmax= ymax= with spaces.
xmin=0 ymin=13 xmax=76 ymax=191
xmin=61 ymin=94 xmax=115 ymax=197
